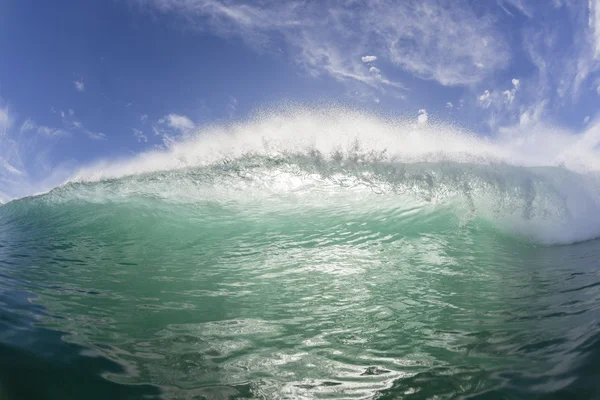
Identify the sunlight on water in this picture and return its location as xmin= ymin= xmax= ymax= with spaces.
xmin=2 ymin=108 xmax=600 ymax=399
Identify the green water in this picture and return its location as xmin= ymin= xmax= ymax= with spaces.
xmin=1 ymin=158 xmax=600 ymax=399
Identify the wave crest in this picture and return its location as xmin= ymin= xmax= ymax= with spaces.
xmin=4 ymin=107 xmax=600 ymax=246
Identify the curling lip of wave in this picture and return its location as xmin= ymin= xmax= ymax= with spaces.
xmin=5 ymin=153 xmax=600 ymax=247
xmin=4 ymin=107 xmax=600 ymax=246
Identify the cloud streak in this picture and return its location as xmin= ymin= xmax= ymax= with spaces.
xmin=134 ymin=0 xmax=509 ymax=92
xmin=53 ymin=108 xmax=105 ymax=140
xmin=0 ymin=102 xmax=71 ymax=202
xmin=131 ymin=0 xmax=600 ymax=126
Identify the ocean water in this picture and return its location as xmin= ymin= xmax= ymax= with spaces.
xmin=2 ymin=109 xmax=600 ymax=399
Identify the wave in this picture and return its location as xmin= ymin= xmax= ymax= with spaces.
xmin=3 ymin=108 xmax=600 ymax=399
xmin=3 ymin=106 xmax=600 ymax=246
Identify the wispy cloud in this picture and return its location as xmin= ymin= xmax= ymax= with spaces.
xmin=85 ymin=130 xmax=106 ymax=140
xmin=0 ymin=106 xmax=13 ymax=137
xmin=132 ymin=128 xmax=148 ymax=142
xmin=518 ymin=99 xmax=548 ymax=127
xmin=74 ymin=79 xmax=85 ymax=92
xmin=0 ymin=105 xmax=19 ymax=183
xmin=19 ymin=119 xmax=37 ymax=133
xmin=158 ymin=113 xmax=195 ymax=132
xmin=498 ymin=0 xmax=533 ymax=18
xmin=518 ymin=0 xmax=600 ymax=106
xmin=2 ymin=160 xmax=23 ymax=176
xmin=152 ymin=113 xmax=196 ymax=147
xmin=36 ymin=126 xmax=70 ymax=137
xmin=477 ymin=78 xmax=520 ymax=109
xmin=0 ymin=102 xmax=69 ymax=202
xmin=576 ymin=0 xmax=600 ymax=95
xmin=52 ymin=107 xmax=105 ymax=140
xmin=473 ymin=78 xmax=525 ymax=130
xmin=364 ymin=1 xmax=509 ymax=86
xmin=134 ymin=0 xmax=507 ymax=93
xmin=478 ymin=90 xmax=493 ymax=109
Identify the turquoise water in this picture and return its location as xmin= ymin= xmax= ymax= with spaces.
xmin=2 ymin=154 xmax=600 ymax=399
xmin=2 ymin=109 xmax=600 ymax=399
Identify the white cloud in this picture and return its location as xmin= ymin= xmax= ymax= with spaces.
xmin=141 ymin=114 xmax=149 ymax=123
xmin=417 ymin=109 xmax=428 ymax=125
xmin=136 ymin=0 xmax=508 ymax=91
xmin=474 ymin=78 xmax=524 ymax=129
xmin=369 ymin=66 xmax=381 ymax=74
xmin=505 ymin=78 xmax=519 ymax=103
xmin=153 ymin=113 xmax=196 ymax=146
xmin=2 ymin=160 xmax=22 ymax=175
xmin=7 ymin=111 xmax=68 ymax=139
xmin=158 ymin=113 xmax=196 ymax=132
xmin=85 ymin=130 xmax=106 ymax=140
xmin=478 ymin=90 xmax=492 ymax=108
xmin=20 ymin=119 xmax=37 ymax=133
xmin=292 ymin=34 xmax=406 ymax=94
xmin=0 ymin=101 xmax=74 ymax=202
xmin=519 ymin=100 xmax=548 ymax=126
xmin=589 ymin=0 xmax=600 ymax=59
xmin=133 ymin=128 xmax=148 ymax=142
xmin=368 ymin=2 xmax=509 ymax=86
xmin=361 ymin=55 xmax=377 ymax=63
xmin=584 ymin=115 xmax=591 ymax=124
xmin=498 ymin=0 xmax=533 ymax=18
xmin=503 ymin=89 xmax=515 ymax=103
xmin=446 ymin=102 xmax=453 ymax=109
xmin=74 ymin=79 xmax=85 ymax=92
xmin=37 ymin=126 xmax=69 ymax=137
xmin=498 ymin=1 xmax=600 ymax=108
xmin=552 ymin=1 xmax=600 ymax=97
xmin=57 ymin=108 xmax=79 ymax=128
xmin=478 ymin=78 xmax=520 ymax=110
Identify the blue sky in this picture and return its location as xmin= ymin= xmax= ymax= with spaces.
xmin=1 ymin=0 xmax=600 ymax=201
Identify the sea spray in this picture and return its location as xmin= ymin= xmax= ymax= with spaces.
xmin=2 ymin=107 xmax=600 ymax=398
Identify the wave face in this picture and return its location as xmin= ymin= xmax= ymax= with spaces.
xmin=2 ymin=108 xmax=600 ymax=399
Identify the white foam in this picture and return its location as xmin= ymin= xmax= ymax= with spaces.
xmin=10 ymin=106 xmax=600 ymax=245
xmin=70 ymin=106 xmax=600 ymax=183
